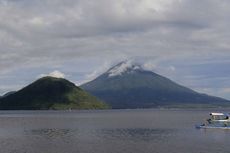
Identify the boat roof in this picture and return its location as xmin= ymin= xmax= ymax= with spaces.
xmin=210 ymin=112 xmax=227 ymax=116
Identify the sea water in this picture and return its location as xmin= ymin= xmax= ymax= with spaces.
xmin=0 ymin=109 xmax=230 ymax=153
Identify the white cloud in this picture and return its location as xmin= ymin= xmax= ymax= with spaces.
xmin=29 ymin=17 xmax=46 ymax=26
xmin=39 ymin=70 xmax=65 ymax=78
xmin=169 ymin=66 xmax=176 ymax=71
xmin=142 ymin=61 xmax=157 ymax=71
xmin=48 ymin=70 xmax=65 ymax=78
xmin=108 ymin=60 xmax=135 ymax=77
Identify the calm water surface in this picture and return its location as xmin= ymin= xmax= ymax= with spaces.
xmin=0 ymin=109 xmax=230 ymax=153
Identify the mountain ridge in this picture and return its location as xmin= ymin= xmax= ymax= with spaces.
xmin=0 ymin=76 xmax=108 ymax=110
xmin=81 ymin=61 xmax=230 ymax=108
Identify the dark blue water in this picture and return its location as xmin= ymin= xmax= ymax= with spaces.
xmin=0 ymin=109 xmax=230 ymax=153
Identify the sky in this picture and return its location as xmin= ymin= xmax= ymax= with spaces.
xmin=1 ymin=0 xmax=230 ymax=99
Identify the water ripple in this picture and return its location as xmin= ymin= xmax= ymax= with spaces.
xmin=96 ymin=128 xmax=174 ymax=142
xmin=24 ymin=128 xmax=76 ymax=140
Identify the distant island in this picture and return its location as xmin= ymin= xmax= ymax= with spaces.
xmin=81 ymin=61 xmax=230 ymax=109
xmin=0 ymin=61 xmax=230 ymax=110
xmin=0 ymin=77 xmax=108 ymax=110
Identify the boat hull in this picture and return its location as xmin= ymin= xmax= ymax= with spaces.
xmin=196 ymin=124 xmax=230 ymax=129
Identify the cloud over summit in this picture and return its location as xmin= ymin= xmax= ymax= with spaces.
xmin=39 ymin=70 xmax=65 ymax=79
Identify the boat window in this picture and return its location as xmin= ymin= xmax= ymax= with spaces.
xmin=212 ymin=115 xmax=227 ymax=120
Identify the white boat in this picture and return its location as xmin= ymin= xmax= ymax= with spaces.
xmin=196 ymin=112 xmax=230 ymax=129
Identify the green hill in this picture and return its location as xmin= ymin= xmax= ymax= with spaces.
xmin=81 ymin=61 xmax=230 ymax=108
xmin=0 ymin=77 xmax=108 ymax=110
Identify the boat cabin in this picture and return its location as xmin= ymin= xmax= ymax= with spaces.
xmin=210 ymin=112 xmax=229 ymax=120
